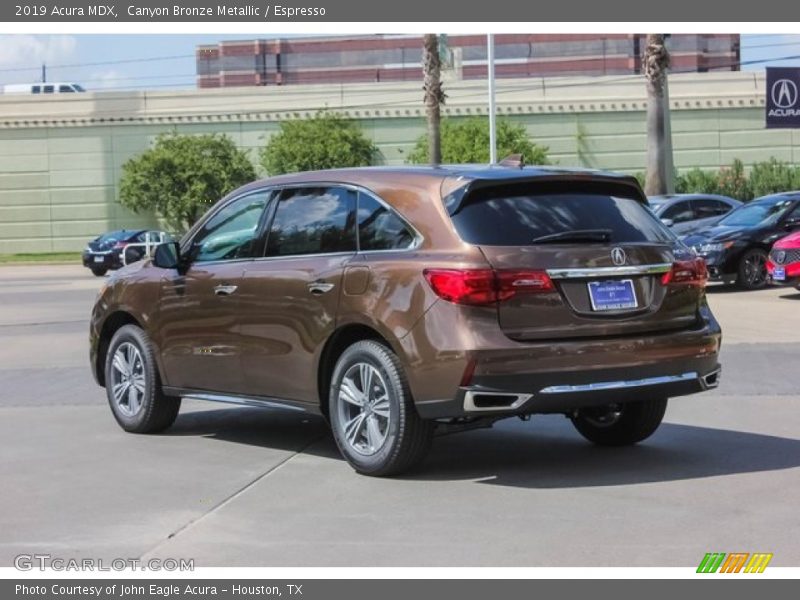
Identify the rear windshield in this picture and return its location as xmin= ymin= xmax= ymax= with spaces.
xmin=450 ymin=183 xmax=674 ymax=246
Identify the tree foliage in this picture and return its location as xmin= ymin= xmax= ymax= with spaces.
xmin=260 ymin=112 xmax=378 ymax=175
xmin=640 ymin=158 xmax=800 ymax=202
xmin=119 ymin=132 xmax=256 ymax=231
xmin=407 ymin=117 xmax=550 ymax=165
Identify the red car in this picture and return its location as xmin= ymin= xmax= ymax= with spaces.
xmin=767 ymin=231 xmax=800 ymax=289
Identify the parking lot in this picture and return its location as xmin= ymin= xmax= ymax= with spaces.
xmin=1 ymin=263 xmax=798 ymax=567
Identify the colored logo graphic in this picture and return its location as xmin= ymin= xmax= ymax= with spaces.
xmin=696 ymin=552 xmax=773 ymax=573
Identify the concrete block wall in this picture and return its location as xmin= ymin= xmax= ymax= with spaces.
xmin=0 ymin=72 xmax=796 ymax=253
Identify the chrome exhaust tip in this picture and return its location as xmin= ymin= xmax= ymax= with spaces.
xmin=700 ymin=367 xmax=722 ymax=390
xmin=463 ymin=391 xmax=532 ymax=412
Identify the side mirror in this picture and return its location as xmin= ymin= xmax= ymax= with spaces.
xmin=152 ymin=241 xmax=181 ymax=270
xmin=661 ymin=218 xmax=675 ymax=228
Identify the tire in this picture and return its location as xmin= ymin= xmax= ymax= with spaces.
xmin=329 ymin=340 xmax=434 ymax=476
xmin=571 ymin=398 xmax=668 ymax=446
xmin=737 ymin=248 xmax=768 ymax=290
xmin=104 ymin=324 xmax=181 ymax=434
xmin=91 ymin=267 xmax=108 ymax=277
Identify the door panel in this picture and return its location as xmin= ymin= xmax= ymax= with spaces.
xmin=157 ymin=261 xmax=249 ymax=393
xmin=153 ymin=190 xmax=272 ymax=394
xmin=238 ymin=255 xmax=353 ymax=402
xmin=237 ymin=185 xmax=358 ymax=403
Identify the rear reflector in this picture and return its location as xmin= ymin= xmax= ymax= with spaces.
xmin=423 ymin=268 xmax=554 ymax=306
xmin=661 ymin=257 xmax=708 ymax=287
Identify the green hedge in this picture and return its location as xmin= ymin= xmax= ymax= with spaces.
xmin=637 ymin=158 xmax=800 ymax=201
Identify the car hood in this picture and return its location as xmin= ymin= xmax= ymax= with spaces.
xmin=774 ymin=230 xmax=800 ymax=249
xmin=671 ymin=215 xmax=722 ymax=236
xmin=107 ymin=257 xmax=149 ymax=282
xmin=681 ymin=224 xmax=756 ymax=246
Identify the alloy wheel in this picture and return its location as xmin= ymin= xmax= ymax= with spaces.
xmin=110 ymin=342 xmax=146 ymax=417
xmin=337 ymin=362 xmax=391 ymax=456
xmin=743 ymin=253 xmax=767 ymax=287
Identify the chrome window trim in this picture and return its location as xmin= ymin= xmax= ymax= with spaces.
xmin=264 ymin=181 xmax=424 ymax=254
xmin=546 ymin=263 xmax=672 ymax=279
xmin=180 ymin=180 xmax=425 ymax=265
xmin=539 ymin=371 xmax=698 ymax=395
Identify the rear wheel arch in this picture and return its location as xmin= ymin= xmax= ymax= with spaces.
xmin=317 ymin=323 xmax=399 ymax=419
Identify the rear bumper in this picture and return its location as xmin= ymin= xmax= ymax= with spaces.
xmin=405 ymin=299 xmax=722 ymax=420
xmin=416 ymin=365 xmax=720 ymax=419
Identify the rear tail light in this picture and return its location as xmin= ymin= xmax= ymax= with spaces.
xmin=423 ymin=268 xmax=554 ymax=306
xmin=661 ymin=257 xmax=708 ymax=287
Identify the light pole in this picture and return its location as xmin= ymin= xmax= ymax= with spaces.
xmin=487 ymin=34 xmax=497 ymax=164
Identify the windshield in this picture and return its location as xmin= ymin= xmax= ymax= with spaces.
xmin=718 ymin=198 xmax=794 ymax=228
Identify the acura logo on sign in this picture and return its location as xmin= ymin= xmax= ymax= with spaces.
xmin=767 ymin=68 xmax=800 ymax=127
xmin=771 ymin=79 xmax=798 ymax=109
xmin=611 ymin=247 xmax=627 ymax=266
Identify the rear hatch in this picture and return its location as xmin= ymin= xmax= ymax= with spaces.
xmin=447 ymin=178 xmax=704 ymax=341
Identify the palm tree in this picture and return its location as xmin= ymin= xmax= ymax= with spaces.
xmin=422 ymin=34 xmax=445 ymax=165
xmin=643 ymin=34 xmax=671 ymax=195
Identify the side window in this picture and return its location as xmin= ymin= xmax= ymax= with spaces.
xmin=43 ymin=85 xmax=54 ymax=94
xmin=59 ymin=85 xmax=75 ymax=93
xmin=192 ymin=192 xmax=270 ymax=263
xmin=357 ymin=193 xmax=416 ymax=251
xmin=32 ymin=86 xmax=41 ymax=94
xmin=266 ymin=187 xmax=356 ymax=257
xmin=694 ymin=199 xmax=730 ymax=218
xmin=661 ymin=201 xmax=695 ymax=223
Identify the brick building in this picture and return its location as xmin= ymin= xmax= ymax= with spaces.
xmin=196 ymin=34 xmax=741 ymax=88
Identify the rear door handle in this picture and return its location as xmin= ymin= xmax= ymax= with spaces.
xmin=214 ymin=284 xmax=238 ymax=296
xmin=307 ymin=281 xmax=335 ymax=294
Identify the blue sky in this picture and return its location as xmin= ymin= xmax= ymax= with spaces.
xmin=0 ymin=33 xmax=799 ymax=91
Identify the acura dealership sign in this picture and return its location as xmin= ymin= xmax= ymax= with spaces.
xmin=766 ymin=67 xmax=800 ymax=128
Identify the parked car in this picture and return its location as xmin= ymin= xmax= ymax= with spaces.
xmin=681 ymin=192 xmax=800 ymax=290
xmin=89 ymin=166 xmax=722 ymax=476
xmin=767 ymin=230 xmax=800 ymax=289
xmin=648 ymin=194 xmax=741 ymax=236
xmin=82 ymin=229 xmax=169 ymax=276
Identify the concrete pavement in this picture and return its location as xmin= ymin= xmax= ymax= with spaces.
xmin=1 ymin=265 xmax=798 ymax=567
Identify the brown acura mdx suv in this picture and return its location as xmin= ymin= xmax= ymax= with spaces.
xmin=90 ymin=165 xmax=722 ymax=476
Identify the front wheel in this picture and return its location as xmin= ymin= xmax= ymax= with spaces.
xmin=329 ymin=340 xmax=434 ymax=476
xmin=105 ymin=324 xmax=181 ymax=433
xmin=737 ymin=248 xmax=768 ymax=290
xmin=570 ymin=398 xmax=668 ymax=446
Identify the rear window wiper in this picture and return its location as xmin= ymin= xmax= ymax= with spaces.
xmin=531 ymin=229 xmax=612 ymax=244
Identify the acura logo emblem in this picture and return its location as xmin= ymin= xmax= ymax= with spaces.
xmin=776 ymin=250 xmax=787 ymax=264
xmin=611 ymin=247 xmax=627 ymax=266
xmin=771 ymin=79 xmax=798 ymax=109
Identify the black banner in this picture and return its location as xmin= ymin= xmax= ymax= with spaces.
xmin=766 ymin=67 xmax=800 ymax=129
